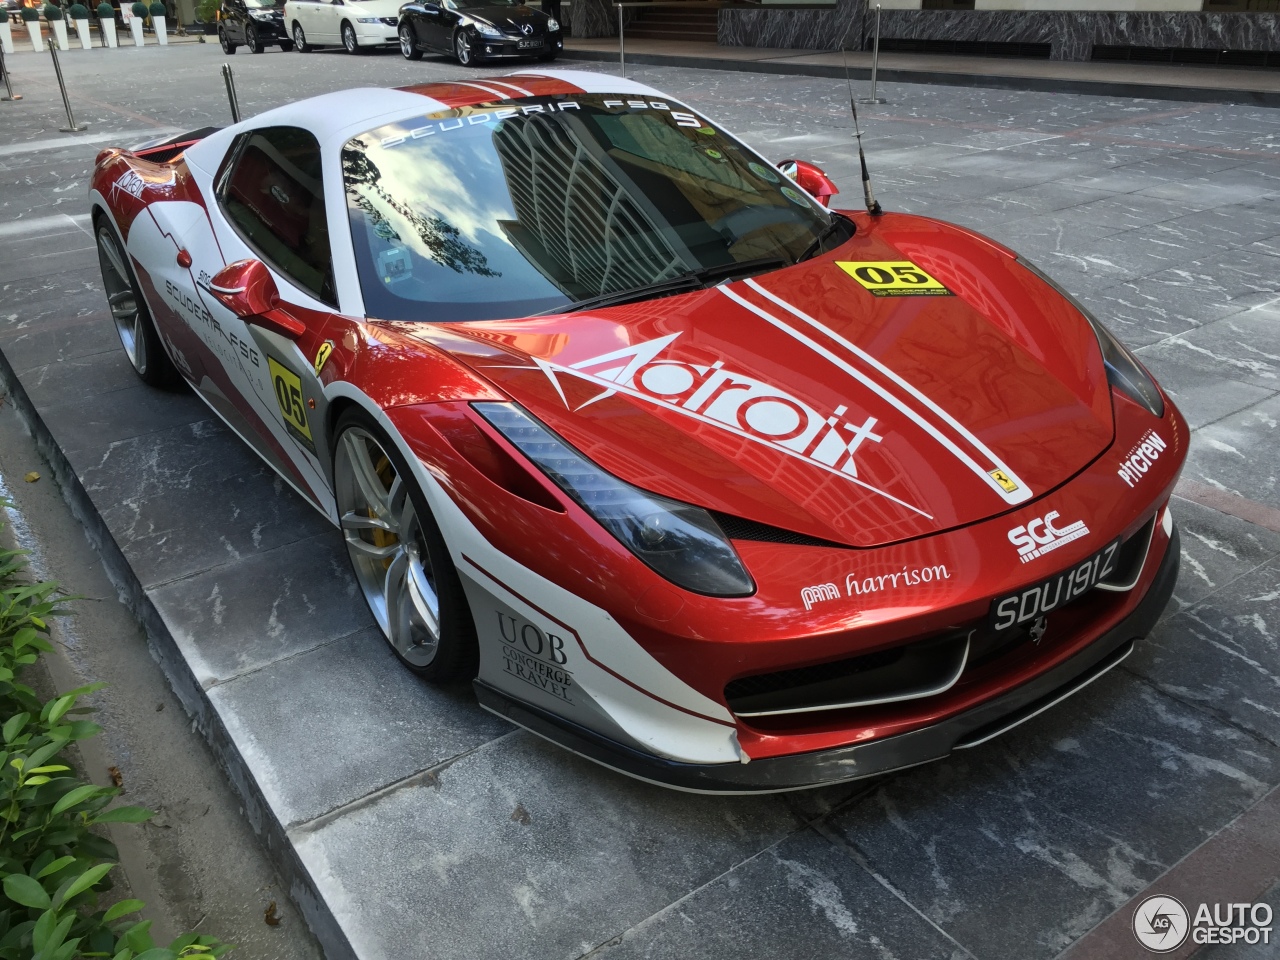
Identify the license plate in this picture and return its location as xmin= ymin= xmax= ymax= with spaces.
xmin=518 ymin=38 xmax=543 ymax=49
xmin=990 ymin=538 xmax=1121 ymax=631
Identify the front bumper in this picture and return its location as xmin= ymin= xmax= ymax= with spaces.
xmin=476 ymin=32 xmax=561 ymax=58
xmin=476 ymin=524 xmax=1180 ymax=793
xmin=246 ymin=16 xmax=286 ymax=39
xmin=355 ymin=19 xmax=397 ymax=44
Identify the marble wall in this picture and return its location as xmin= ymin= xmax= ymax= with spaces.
xmin=719 ymin=7 xmax=1280 ymax=59
xmin=572 ymin=0 xmax=642 ymax=38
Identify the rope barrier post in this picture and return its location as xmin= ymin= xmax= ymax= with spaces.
xmin=617 ymin=3 xmax=624 ymax=77
xmin=0 ymin=43 xmax=21 ymax=102
xmin=857 ymin=3 xmax=887 ymax=105
xmin=221 ymin=62 xmax=240 ymax=124
xmin=48 ymin=42 xmax=86 ymax=131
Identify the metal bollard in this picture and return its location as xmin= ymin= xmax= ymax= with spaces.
xmin=617 ymin=3 xmax=625 ymax=78
xmin=48 ymin=42 xmax=86 ymax=131
xmin=858 ymin=3 xmax=887 ymax=105
xmin=221 ymin=62 xmax=240 ymax=124
xmin=0 ymin=44 xmax=21 ymax=102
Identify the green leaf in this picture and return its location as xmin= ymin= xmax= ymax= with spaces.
xmin=36 ymin=857 xmax=76 ymax=880
xmin=47 ymin=696 xmax=76 ymax=726
xmin=94 ymin=807 xmax=152 ymax=825
xmin=35 ymin=911 xmax=74 ymax=956
xmin=52 ymin=784 xmax=106 ymax=816
xmin=22 ymin=775 xmax=52 ymax=786
xmin=3 ymin=874 xmax=51 ymax=909
xmin=66 ymin=721 xmax=103 ymax=741
xmin=57 ymin=863 xmax=114 ymax=906
xmin=122 ymin=919 xmax=155 ymax=953
xmin=25 ymin=741 xmax=67 ymax=772
xmin=31 ymin=907 xmax=57 ymax=952
xmin=132 ymin=949 xmax=178 ymax=960
xmin=51 ymin=937 xmax=82 ymax=960
xmin=2 ymin=714 xmax=28 ymax=744
xmin=28 ymin=765 xmax=71 ymax=776
xmin=103 ymin=900 xmax=145 ymax=923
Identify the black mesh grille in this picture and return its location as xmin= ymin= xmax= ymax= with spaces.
xmin=725 ymin=647 xmax=904 ymax=703
xmin=877 ymin=39 xmax=1051 ymax=60
xmin=1092 ymin=45 xmax=1280 ymax=68
xmin=709 ymin=512 xmax=848 ymax=549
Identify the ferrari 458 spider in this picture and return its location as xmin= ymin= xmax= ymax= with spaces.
xmin=89 ymin=71 xmax=1185 ymax=792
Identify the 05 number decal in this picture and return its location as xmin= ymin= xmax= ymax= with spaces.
xmin=837 ymin=261 xmax=952 ymax=297
xmin=268 ymin=357 xmax=316 ymax=453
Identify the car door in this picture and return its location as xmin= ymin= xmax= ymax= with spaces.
xmin=314 ymin=0 xmax=343 ymax=42
xmin=195 ymin=125 xmax=338 ymax=509
xmin=419 ymin=0 xmax=450 ymax=51
xmin=224 ymin=0 xmax=247 ymax=41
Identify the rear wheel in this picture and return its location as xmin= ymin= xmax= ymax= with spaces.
xmin=333 ymin=409 xmax=478 ymax=681
xmin=341 ymin=21 xmax=361 ymax=54
xmin=291 ymin=21 xmax=310 ymax=51
xmin=218 ymin=25 xmax=237 ymax=53
xmin=95 ymin=220 xmax=180 ymax=389
xmin=398 ymin=22 xmax=421 ymax=60
xmin=246 ymin=25 xmax=264 ymax=52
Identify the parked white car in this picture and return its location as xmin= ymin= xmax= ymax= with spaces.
xmin=283 ymin=0 xmax=400 ymax=53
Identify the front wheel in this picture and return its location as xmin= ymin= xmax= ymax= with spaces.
xmin=341 ymin=21 xmax=362 ymax=54
xmin=218 ymin=26 xmax=237 ymax=53
xmin=95 ymin=220 xmax=180 ymax=389
xmin=291 ymin=21 xmax=310 ymax=51
xmin=453 ymin=28 xmax=476 ymax=65
xmin=398 ymin=22 xmax=421 ymax=60
xmin=246 ymin=25 xmax=264 ymax=53
xmin=333 ymin=409 xmax=478 ymax=681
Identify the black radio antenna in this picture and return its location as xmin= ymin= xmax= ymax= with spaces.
xmin=839 ymin=19 xmax=883 ymax=217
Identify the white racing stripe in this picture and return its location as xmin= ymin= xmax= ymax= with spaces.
xmin=486 ymin=78 xmax=537 ymax=97
xmin=453 ymin=80 xmax=522 ymax=101
xmin=741 ymin=278 xmax=1031 ymax=505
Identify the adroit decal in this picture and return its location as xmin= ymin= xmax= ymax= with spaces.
xmin=520 ymin=332 xmax=927 ymax=517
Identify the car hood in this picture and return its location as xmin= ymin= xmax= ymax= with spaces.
xmin=465 ymin=4 xmax=549 ymax=29
xmin=335 ymin=0 xmax=401 ymax=16
xmin=409 ymin=213 xmax=1115 ymax=548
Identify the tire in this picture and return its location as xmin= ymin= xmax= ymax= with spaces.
xmin=398 ymin=22 xmax=421 ymax=60
xmin=218 ymin=25 xmax=237 ymax=53
xmin=341 ymin=20 xmax=361 ymax=54
xmin=333 ymin=408 xmax=478 ymax=682
xmin=453 ymin=27 xmax=474 ymax=66
xmin=278 ymin=39 xmax=293 ymax=51
xmin=246 ymin=25 xmax=264 ymax=53
xmin=94 ymin=217 xmax=180 ymax=389
xmin=291 ymin=21 xmax=310 ymax=51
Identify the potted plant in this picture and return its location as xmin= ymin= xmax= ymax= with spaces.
xmin=68 ymin=1 xmax=90 ymax=46
xmin=128 ymin=0 xmax=143 ymax=43
xmin=196 ymin=0 xmax=216 ymax=34
xmin=43 ymin=2 xmax=68 ymax=50
xmin=0 ymin=7 xmax=13 ymax=55
xmin=20 ymin=4 xmax=43 ymax=51
xmin=148 ymin=0 xmax=163 ymax=42
xmin=97 ymin=0 xmax=116 ymax=44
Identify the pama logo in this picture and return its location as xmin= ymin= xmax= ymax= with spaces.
xmin=523 ymin=333 xmax=920 ymax=511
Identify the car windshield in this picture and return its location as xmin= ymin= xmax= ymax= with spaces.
xmin=244 ymin=0 xmax=281 ymax=8
xmin=448 ymin=0 xmax=523 ymax=8
xmin=342 ymin=94 xmax=837 ymax=322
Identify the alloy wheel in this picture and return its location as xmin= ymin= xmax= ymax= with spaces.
xmin=399 ymin=23 xmax=418 ymax=59
xmin=247 ymin=25 xmax=262 ymax=52
xmin=293 ymin=22 xmax=308 ymax=51
xmin=342 ymin=22 xmax=357 ymax=53
xmin=96 ymin=226 xmax=147 ymax=375
xmin=335 ymin=426 xmax=442 ymax=667
xmin=454 ymin=29 xmax=471 ymax=65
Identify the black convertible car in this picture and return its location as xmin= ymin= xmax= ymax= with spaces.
xmin=219 ymin=0 xmax=291 ymax=52
xmin=397 ymin=0 xmax=561 ymax=65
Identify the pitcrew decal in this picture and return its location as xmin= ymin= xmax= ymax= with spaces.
xmin=522 ymin=332 xmax=914 ymax=509
xmin=801 ymin=582 xmax=839 ymax=611
xmin=1117 ymin=430 xmax=1167 ymax=488
xmin=496 ymin=611 xmax=575 ymax=703
xmin=1008 ymin=510 xmax=1089 ymax=564
xmin=838 ymin=261 xmax=952 ymax=298
xmin=314 ymin=340 xmax=334 ymax=377
xmin=267 ymin=357 xmax=315 ymax=454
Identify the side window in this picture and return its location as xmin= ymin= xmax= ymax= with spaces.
xmin=219 ymin=126 xmax=336 ymax=306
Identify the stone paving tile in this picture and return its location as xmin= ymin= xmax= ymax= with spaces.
xmin=1163 ymin=497 xmax=1280 ymax=612
xmin=19 ymin=347 xmax=144 ymax=409
xmin=590 ymin=829 xmax=963 ymax=960
xmin=291 ymin=731 xmax=807 ymax=960
xmin=0 ymin=314 xmax=120 ymax=373
xmin=149 ymin=530 xmax=372 ymax=684
xmin=1179 ymin=395 xmax=1280 ymax=509
xmin=210 ymin=627 xmax=512 ymax=827
xmin=826 ymin=671 xmax=1279 ymax=960
xmin=1138 ymin=354 xmax=1275 ymax=431
xmin=40 ymin=382 xmax=208 ymax=466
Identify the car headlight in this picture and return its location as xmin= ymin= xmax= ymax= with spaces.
xmin=355 ymin=16 xmax=379 ymax=22
xmin=472 ymin=20 xmax=501 ymax=37
xmin=1016 ymin=256 xmax=1164 ymax=418
xmin=475 ymin=402 xmax=755 ymax=597
xmin=249 ymin=10 xmax=273 ymax=18
xmin=546 ymin=17 xmax=558 ymax=30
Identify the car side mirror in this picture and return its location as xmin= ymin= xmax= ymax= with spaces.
xmin=209 ymin=259 xmax=306 ymax=340
xmin=422 ymin=2 xmax=439 ymax=12
xmin=777 ymin=159 xmax=839 ymax=206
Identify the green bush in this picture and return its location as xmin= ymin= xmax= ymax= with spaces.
xmin=148 ymin=1 xmax=162 ymax=15
xmin=196 ymin=0 xmax=216 ymax=19
xmin=19 ymin=7 xmax=39 ymax=22
xmin=68 ymin=4 xmax=89 ymax=19
xmin=0 ymin=503 xmax=231 ymax=960
xmin=96 ymin=3 xmax=113 ymax=19
xmin=129 ymin=1 xmax=144 ymax=16
xmin=42 ymin=4 xmax=62 ymax=20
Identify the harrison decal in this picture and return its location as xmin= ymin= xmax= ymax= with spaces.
xmin=522 ymin=333 xmax=916 ymax=507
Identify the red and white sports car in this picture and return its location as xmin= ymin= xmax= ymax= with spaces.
xmin=89 ymin=71 xmax=1185 ymax=792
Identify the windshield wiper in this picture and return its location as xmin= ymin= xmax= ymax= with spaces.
xmin=550 ymin=257 xmax=789 ymax=315
xmin=796 ymin=214 xmax=852 ymax=264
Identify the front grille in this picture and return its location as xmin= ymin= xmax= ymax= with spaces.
xmin=709 ymin=511 xmax=847 ymax=549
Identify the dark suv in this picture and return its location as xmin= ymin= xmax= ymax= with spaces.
xmin=219 ymin=0 xmax=291 ymax=53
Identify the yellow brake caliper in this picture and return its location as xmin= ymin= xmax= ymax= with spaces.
xmin=366 ymin=454 xmax=399 ymax=569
